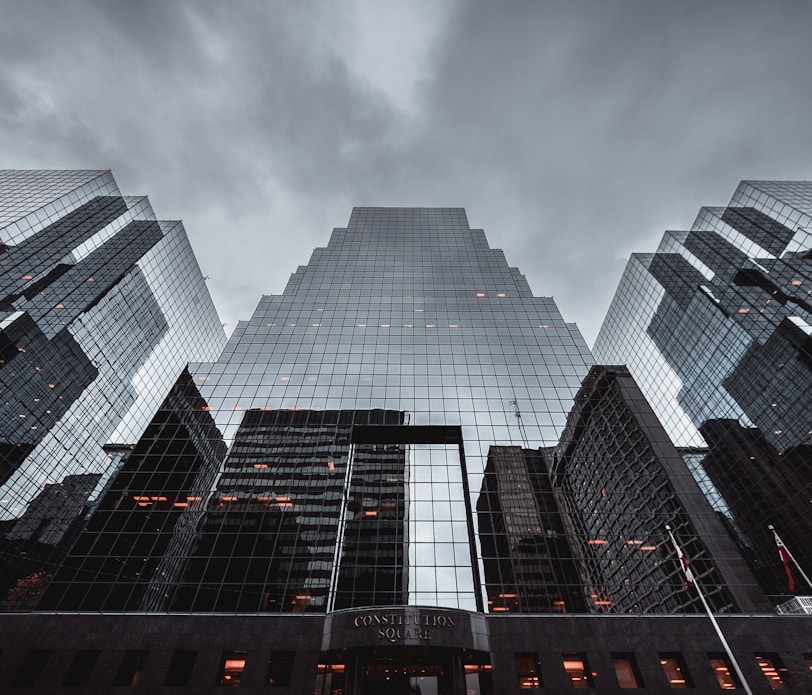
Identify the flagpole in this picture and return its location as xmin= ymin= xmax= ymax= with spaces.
xmin=666 ymin=525 xmax=754 ymax=695
xmin=769 ymin=524 xmax=812 ymax=591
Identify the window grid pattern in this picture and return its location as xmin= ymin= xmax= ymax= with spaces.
xmin=0 ymin=171 xmax=226 ymax=610
xmin=593 ymin=180 xmax=812 ymax=604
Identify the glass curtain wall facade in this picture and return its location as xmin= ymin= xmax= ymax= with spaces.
xmin=593 ymin=181 xmax=812 ymax=601
xmin=0 ymin=170 xmax=226 ymax=607
xmin=143 ymin=206 xmax=596 ymax=613
xmin=39 ymin=206 xmax=770 ymax=616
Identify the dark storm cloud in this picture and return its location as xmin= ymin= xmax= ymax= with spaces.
xmin=1 ymin=1 xmax=811 ymax=343
xmin=384 ymin=0 xmax=812 ymax=341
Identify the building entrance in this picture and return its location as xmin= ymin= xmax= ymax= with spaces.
xmin=315 ymin=646 xmax=493 ymax=695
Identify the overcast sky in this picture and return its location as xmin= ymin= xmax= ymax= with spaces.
xmin=2 ymin=1 xmax=811 ymax=346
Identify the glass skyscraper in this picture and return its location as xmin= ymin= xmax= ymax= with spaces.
xmin=0 ymin=170 xmax=226 ymax=603
xmin=593 ymin=180 xmax=812 ymax=601
xmin=4 ymin=203 xmax=811 ymax=693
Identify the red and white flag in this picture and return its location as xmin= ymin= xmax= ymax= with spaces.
xmin=667 ymin=527 xmax=695 ymax=589
xmin=772 ymin=528 xmax=796 ymax=593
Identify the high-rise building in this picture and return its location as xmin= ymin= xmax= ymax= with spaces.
xmin=544 ymin=365 xmax=767 ymax=615
xmin=593 ymin=181 xmax=812 ymax=601
xmin=3 ymin=205 xmax=810 ymax=693
xmin=0 ymin=170 xmax=226 ymax=603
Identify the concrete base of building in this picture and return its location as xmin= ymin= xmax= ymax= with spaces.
xmin=1 ymin=608 xmax=811 ymax=692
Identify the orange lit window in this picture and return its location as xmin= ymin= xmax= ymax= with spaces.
xmin=563 ymin=653 xmax=593 ymax=688
xmin=217 ymin=650 xmax=246 ymax=687
xmin=515 ymin=653 xmax=542 ymax=689
xmin=314 ymin=661 xmax=345 ymax=693
xmin=476 ymin=292 xmax=485 ymax=297
xmin=276 ymin=496 xmax=293 ymax=508
xmin=755 ymin=653 xmax=788 ymax=689
xmin=497 ymin=292 xmax=506 ymax=297
xmin=708 ymin=655 xmax=739 ymax=689
xmin=659 ymin=654 xmax=692 ymax=688
xmin=612 ymin=653 xmax=643 ymax=688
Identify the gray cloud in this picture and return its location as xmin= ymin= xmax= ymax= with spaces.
xmin=1 ymin=0 xmax=811 ymax=343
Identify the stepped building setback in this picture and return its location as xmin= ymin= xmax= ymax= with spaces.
xmin=1 ymin=192 xmax=810 ymax=692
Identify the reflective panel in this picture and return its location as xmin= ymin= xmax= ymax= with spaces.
xmin=594 ymin=181 xmax=812 ymax=604
xmin=0 ymin=170 xmax=226 ymax=606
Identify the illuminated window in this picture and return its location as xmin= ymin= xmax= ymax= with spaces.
xmin=218 ymin=650 xmax=247 ymax=687
xmin=612 ymin=653 xmax=643 ymax=688
xmin=267 ymin=651 xmax=295 ymax=687
xmin=708 ymin=654 xmax=740 ymax=690
xmin=563 ymin=652 xmax=594 ymax=688
xmin=755 ymin=653 xmax=788 ymax=690
xmin=113 ymin=650 xmax=148 ymax=687
xmin=314 ymin=661 xmax=345 ymax=695
xmin=515 ymin=652 xmax=542 ymax=689
xmin=659 ymin=653 xmax=692 ymax=688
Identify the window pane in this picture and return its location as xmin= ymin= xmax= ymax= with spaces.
xmin=755 ymin=654 xmax=787 ymax=690
xmin=659 ymin=653 xmax=692 ymax=689
xmin=611 ymin=653 xmax=643 ymax=688
xmin=515 ymin=652 xmax=542 ymax=689
xmin=218 ymin=650 xmax=247 ymax=687
xmin=563 ymin=652 xmax=593 ymax=688
xmin=63 ymin=649 xmax=100 ymax=687
xmin=11 ymin=650 xmax=51 ymax=687
xmin=267 ymin=651 xmax=294 ymax=687
xmin=112 ymin=650 xmax=148 ymax=687
xmin=164 ymin=650 xmax=198 ymax=687
xmin=709 ymin=655 xmax=740 ymax=690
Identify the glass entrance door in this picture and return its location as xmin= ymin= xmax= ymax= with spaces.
xmin=364 ymin=664 xmax=442 ymax=695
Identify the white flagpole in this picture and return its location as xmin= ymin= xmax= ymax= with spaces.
xmin=666 ymin=525 xmax=754 ymax=695
xmin=769 ymin=524 xmax=812 ymax=591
